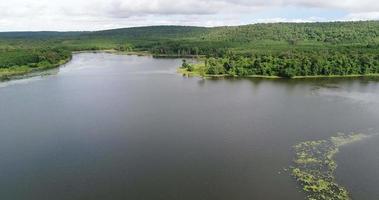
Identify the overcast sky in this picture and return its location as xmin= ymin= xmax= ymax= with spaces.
xmin=1 ymin=0 xmax=378 ymax=31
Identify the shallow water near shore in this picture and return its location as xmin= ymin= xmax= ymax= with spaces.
xmin=0 ymin=52 xmax=378 ymax=200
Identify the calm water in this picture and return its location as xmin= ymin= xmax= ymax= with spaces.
xmin=0 ymin=53 xmax=378 ymax=200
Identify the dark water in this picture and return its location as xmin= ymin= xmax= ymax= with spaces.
xmin=0 ymin=53 xmax=378 ymax=200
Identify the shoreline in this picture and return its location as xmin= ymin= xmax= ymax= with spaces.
xmin=73 ymin=49 xmax=203 ymax=58
xmin=0 ymin=49 xmax=199 ymax=83
xmin=2 ymin=50 xmax=378 ymax=82
xmin=178 ymin=67 xmax=379 ymax=79
xmin=0 ymin=57 xmax=72 ymax=82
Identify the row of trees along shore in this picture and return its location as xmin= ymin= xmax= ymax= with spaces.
xmin=183 ymin=51 xmax=379 ymax=78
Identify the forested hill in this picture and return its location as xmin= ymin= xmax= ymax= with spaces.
xmin=91 ymin=26 xmax=208 ymax=40
xmin=0 ymin=31 xmax=84 ymax=39
xmin=0 ymin=21 xmax=378 ymax=78
xmin=82 ymin=21 xmax=379 ymax=43
xmin=201 ymin=21 xmax=379 ymax=43
xmin=1 ymin=21 xmax=378 ymax=51
xmin=83 ymin=21 xmax=379 ymax=55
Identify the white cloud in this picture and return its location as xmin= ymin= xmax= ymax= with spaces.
xmin=224 ymin=0 xmax=379 ymax=12
xmin=0 ymin=0 xmax=378 ymax=31
xmin=253 ymin=17 xmax=320 ymax=23
xmin=345 ymin=12 xmax=379 ymax=20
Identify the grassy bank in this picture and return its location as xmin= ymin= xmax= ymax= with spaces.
xmin=0 ymin=57 xmax=71 ymax=81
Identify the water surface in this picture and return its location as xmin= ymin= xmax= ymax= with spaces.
xmin=0 ymin=53 xmax=378 ymax=200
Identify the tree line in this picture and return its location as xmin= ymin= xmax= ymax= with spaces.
xmin=183 ymin=51 xmax=379 ymax=78
xmin=0 ymin=48 xmax=71 ymax=68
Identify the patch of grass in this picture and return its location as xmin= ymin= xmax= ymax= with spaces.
xmin=178 ymin=63 xmax=206 ymax=77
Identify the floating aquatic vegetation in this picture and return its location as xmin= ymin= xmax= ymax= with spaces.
xmin=291 ymin=133 xmax=368 ymax=200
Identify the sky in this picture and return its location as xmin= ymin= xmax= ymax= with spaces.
xmin=0 ymin=0 xmax=378 ymax=31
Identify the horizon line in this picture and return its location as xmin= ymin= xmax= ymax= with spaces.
xmin=0 ymin=20 xmax=377 ymax=33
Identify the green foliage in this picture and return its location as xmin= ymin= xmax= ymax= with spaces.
xmin=199 ymin=50 xmax=379 ymax=78
xmin=201 ymin=21 xmax=379 ymax=44
xmin=205 ymin=58 xmax=226 ymax=75
xmin=0 ymin=48 xmax=71 ymax=68
xmin=0 ymin=47 xmax=71 ymax=79
xmin=181 ymin=59 xmax=194 ymax=71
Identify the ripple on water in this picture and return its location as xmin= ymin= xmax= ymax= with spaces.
xmin=314 ymin=87 xmax=379 ymax=105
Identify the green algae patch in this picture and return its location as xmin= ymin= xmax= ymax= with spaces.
xmin=291 ymin=133 xmax=368 ymax=200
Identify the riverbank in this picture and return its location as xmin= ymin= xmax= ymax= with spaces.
xmin=178 ymin=64 xmax=379 ymax=79
xmin=178 ymin=67 xmax=282 ymax=79
xmin=72 ymin=50 xmax=152 ymax=57
xmin=0 ymin=57 xmax=72 ymax=81
xmin=72 ymin=50 xmax=379 ymax=79
xmin=0 ymin=49 xmax=156 ymax=82
xmin=2 ymin=50 xmax=377 ymax=82
xmin=79 ymin=49 xmax=203 ymax=58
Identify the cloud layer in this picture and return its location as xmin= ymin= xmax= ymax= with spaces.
xmin=0 ymin=0 xmax=378 ymax=31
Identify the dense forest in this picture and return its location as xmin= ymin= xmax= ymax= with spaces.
xmin=0 ymin=21 xmax=378 ymax=78
xmin=189 ymin=51 xmax=379 ymax=78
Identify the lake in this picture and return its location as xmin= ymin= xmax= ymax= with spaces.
xmin=0 ymin=52 xmax=378 ymax=200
